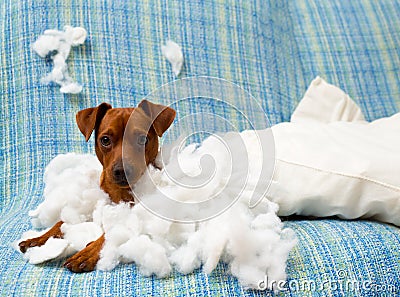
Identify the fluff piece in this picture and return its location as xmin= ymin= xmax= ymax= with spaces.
xmin=29 ymin=153 xmax=107 ymax=228
xmin=13 ymin=229 xmax=69 ymax=264
xmin=32 ymin=26 xmax=87 ymax=94
xmin=62 ymin=222 xmax=104 ymax=252
xmin=17 ymin=141 xmax=295 ymax=290
xmin=24 ymin=238 xmax=70 ymax=265
xmin=13 ymin=223 xmax=103 ymax=264
xmin=161 ymin=40 xmax=184 ymax=76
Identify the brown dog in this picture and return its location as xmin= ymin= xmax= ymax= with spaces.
xmin=19 ymin=100 xmax=176 ymax=272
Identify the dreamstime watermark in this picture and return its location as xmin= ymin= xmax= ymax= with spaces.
xmin=122 ymin=76 xmax=275 ymax=223
xmin=258 ymin=270 xmax=398 ymax=293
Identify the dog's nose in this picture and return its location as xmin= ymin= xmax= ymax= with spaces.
xmin=113 ymin=163 xmax=128 ymax=185
xmin=112 ymin=163 xmax=135 ymax=186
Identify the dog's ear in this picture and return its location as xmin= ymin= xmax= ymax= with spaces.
xmin=76 ymin=103 xmax=112 ymax=141
xmin=138 ymin=100 xmax=176 ymax=137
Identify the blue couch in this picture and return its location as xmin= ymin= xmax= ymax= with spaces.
xmin=1 ymin=0 xmax=399 ymax=296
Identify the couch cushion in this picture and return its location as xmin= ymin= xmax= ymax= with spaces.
xmin=1 ymin=0 xmax=399 ymax=296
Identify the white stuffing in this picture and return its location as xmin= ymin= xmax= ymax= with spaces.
xmin=29 ymin=153 xmax=106 ymax=228
xmin=17 ymin=142 xmax=295 ymax=290
xmin=97 ymin=131 xmax=296 ymax=289
xmin=14 ymin=221 xmax=103 ymax=265
xmin=24 ymin=238 xmax=70 ymax=265
xmin=32 ymin=26 xmax=87 ymax=94
xmin=161 ymin=40 xmax=184 ymax=76
xmin=61 ymin=222 xmax=103 ymax=252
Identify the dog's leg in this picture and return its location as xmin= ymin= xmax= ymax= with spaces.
xmin=19 ymin=220 xmax=64 ymax=253
xmin=63 ymin=234 xmax=105 ymax=273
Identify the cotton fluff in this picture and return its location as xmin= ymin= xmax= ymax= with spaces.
xmin=95 ymin=131 xmax=297 ymax=290
xmin=16 ymin=153 xmax=107 ymax=263
xmin=161 ymin=40 xmax=184 ymax=76
xmin=32 ymin=26 xmax=87 ymax=94
xmin=29 ymin=153 xmax=107 ymax=228
xmin=17 ymin=136 xmax=296 ymax=290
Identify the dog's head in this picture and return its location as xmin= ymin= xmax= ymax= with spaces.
xmin=76 ymin=100 xmax=176 ymax=203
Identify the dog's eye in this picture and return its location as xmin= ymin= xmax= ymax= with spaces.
xmin=137 ymin=135 xmax=148 ymax=146
xmin=100 ymin=136 xmax=112 ymax=147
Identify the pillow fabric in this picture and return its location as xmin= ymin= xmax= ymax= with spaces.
xmin=268 ymin=77 xmax=400 ymax=225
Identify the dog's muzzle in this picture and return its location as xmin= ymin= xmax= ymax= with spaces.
xmin=112 ymin=163 xmax=135 ymax=187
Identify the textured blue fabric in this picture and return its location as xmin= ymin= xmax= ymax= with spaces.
xmin=1 ymin=0 xmax=400 ymax=296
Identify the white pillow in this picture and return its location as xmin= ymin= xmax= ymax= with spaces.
xmin=265 ymin=77 xmax=400 ymax=225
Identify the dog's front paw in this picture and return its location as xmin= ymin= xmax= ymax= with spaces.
xmin=19 ymin=236 xmax=49 ymax=253
xmin=19 ymin=221 xmax=64 ymax=253
xmin=64 ymin=234 xmax=105 ymax=273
